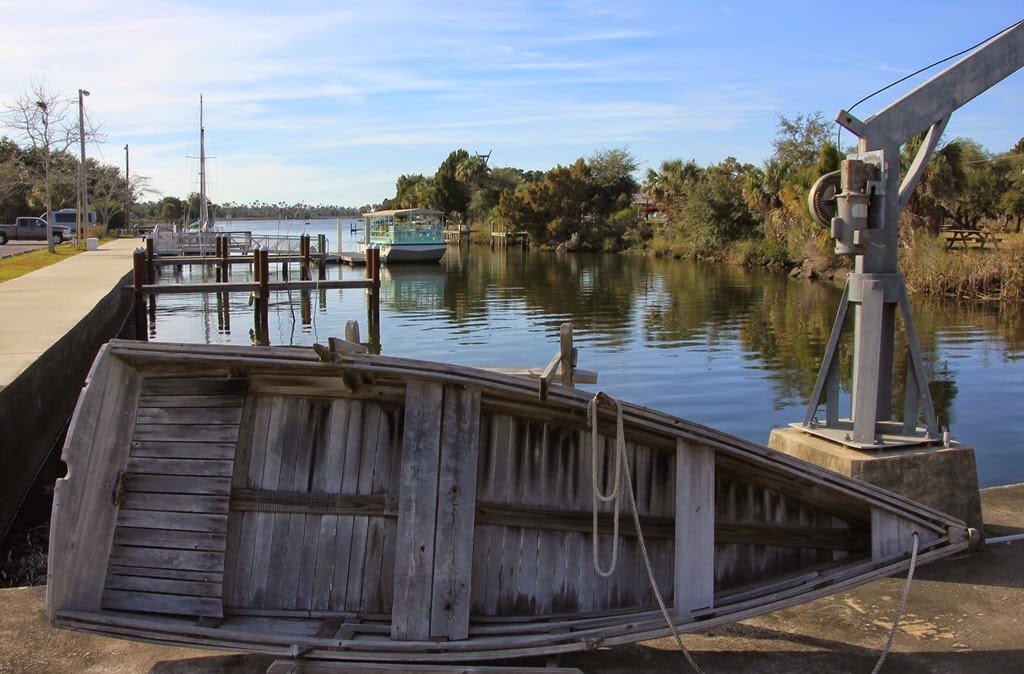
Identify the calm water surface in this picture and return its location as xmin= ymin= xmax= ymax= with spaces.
xmin=149 ymin=219 xmax=1024 ymax=488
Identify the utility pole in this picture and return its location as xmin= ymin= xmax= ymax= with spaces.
xmin=36 ymin=101 xmax=54 ymax=254
xmin=125 ymin=144 xmax=132 ymax=235
xmin=78 ymin=88 xmax=90 ymax=246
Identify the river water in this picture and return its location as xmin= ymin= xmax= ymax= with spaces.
xmin=148 ymin=218 xmax=1024 ymax=489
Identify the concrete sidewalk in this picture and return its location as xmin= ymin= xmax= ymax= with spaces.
xmin=0 ymin=239 xmax=139 ymax=389
xmin=1 ymin=485 xmax=1020 ymax=673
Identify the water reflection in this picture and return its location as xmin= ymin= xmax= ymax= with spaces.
xmin=148 ymin=246 xmax=1023 ymax=487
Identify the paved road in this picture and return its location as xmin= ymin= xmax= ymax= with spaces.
xmin=0 ymin=240 xmax=51 ymax=258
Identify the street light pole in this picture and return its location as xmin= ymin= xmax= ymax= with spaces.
xmin=36 ymin=101 xmax=54 ymax=254
xmin=78 ymin=88 xmax=90 ymax=246
xmin=125 ymin=144 xmax=131 ymax=235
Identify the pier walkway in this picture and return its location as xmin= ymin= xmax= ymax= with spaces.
xmin=0 ymin=238 xmax=138 ymax=389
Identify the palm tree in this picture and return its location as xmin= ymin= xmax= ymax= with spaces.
xmin=901 ymin=133 xmax=965 ymax=235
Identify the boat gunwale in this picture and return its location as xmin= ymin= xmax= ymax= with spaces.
xmin=104 ymin=339 xmax=968 ymax=536
xmin=50 ymin=531 xmax=969 ymax=662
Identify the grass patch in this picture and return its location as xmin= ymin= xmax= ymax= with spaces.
xmin=901 ymin=231 xmax=1024 ymax=301
xmin=0 ymin=245 xmax=82 ymax=283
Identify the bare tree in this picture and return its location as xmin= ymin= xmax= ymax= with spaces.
xmin=90 ymin=162 xmax=156 ymax=233
xmin=1 ymin=80 xmax=98 ymax=251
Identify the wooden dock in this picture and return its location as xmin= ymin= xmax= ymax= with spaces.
xmin=133 ymin=237 xmax=382 ymax=346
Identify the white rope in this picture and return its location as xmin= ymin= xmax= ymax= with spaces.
xmin=588 ymin=392 xmax=707 ymax=674
xmin=871 ymin=532 xmax=920 ymax=674
xmin=587 ymin=393 xmax=924 ymax=674
xmin=588 ymin=393 xmax=624 ymax=577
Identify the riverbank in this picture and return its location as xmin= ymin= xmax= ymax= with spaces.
xmin=2 ymin=484 xmax=1020 ymax=673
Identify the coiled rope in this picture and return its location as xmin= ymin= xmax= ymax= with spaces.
xmin=588 ymin=392 xmax=708 ymax=674
xmin=587 ymin=392 xmax=923 ymax=674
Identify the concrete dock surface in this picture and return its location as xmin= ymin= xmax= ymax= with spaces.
xmin=0 ymin=238 xmax=138 ymax=388
xmin=0 ymin=484 xmax=1020 ymax=674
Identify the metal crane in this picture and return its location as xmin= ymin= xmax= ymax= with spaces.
xmin=799 ymin=21 xmax=1024 ymax=448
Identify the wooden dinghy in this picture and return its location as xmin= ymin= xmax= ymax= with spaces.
xmin=48 ymin=339 xmax=976 ymax=663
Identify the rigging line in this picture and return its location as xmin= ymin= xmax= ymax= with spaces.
xmin=870 ymin=532 xmax=920 ymax=674
xmin=837 ymin=18 xmax=1024 ymax=148
xmin=587 ymin=392 xmax=707 ymax=674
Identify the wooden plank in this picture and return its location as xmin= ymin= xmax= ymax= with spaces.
xmin=138 ymin=393 xmax=245 ymax=409
xmin=100 ymin=589 xmax=223 ymax=616
xmin=122 ymin=474 xmax=232 ymax=496
xmin=226 ymin=394 xmax=271 ymax=608
xmin=113 ymin=526 xmax=225 ymax=552
xmin=265 ymin=662 xmax=585 ymax=674
xmin=120 ymin=492 xmax=228 ymax=514
xmin=134 ymin=406 xmax=244 ymax=426
xmin=107 ymin=564 xmax=222 ymax=584
xmin=104 ymin=573 xmax=223 ymax=598
xmin=115 ymin=509 xmax=226 ymax=532
xmin=391 ymin=381 xmax=444 ymax=641
xmin=132 ymin=424 xmax=241 ymax=443
xmin=140 ymin=377 xmax=247 ymax=397
xmin=675 ymin=440 xmax=715 ymax=616
xmin=309 ymin=400 xmax=351 ymax=612
xmin=361 ymin=402 xmax=400 ymax=613
xmin=330 ymin=400 xmax=365 ymax=611
xmin=295 ymin=401 xmax=335 ymax=608
xmin=430 ymin=385 xmax=482 ymax=641
xmin=108 ymin=546 xmax=225 ymax=573
xmin=126 ymin=457 xmax=235 ymax=478
xmin=265 ymin=398 xmax=304 ymax=609
xmin=128 ymin=441 xmax=237 ymax=460
xmin=282 ymin=401 xmax=322 ymax=610
xmin=871 ymin=508 xmax=937 ymax=560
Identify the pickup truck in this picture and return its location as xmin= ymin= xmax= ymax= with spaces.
xmin=0 ymin=217 xmax=73 ymax=245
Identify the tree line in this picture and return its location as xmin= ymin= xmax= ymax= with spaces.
xmin=372 ymin=113 xmax=1024 ymax=264
xmin=4 ymin=82 xmax=1022 ymax=269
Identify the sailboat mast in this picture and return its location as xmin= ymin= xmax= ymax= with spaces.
xmin=199 ymin=95 xmax=209 ymax=230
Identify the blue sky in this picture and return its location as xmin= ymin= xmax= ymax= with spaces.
xmin=2 ymin=1 xmax=1022 ymax=208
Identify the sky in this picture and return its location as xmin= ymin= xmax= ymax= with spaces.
xmin=2 ymin=1 xmax=1023 ymax=209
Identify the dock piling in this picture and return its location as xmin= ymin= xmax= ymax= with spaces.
xmin=318 ymin=234 xmax=327 ymax=281
xmin=132 ymin=248 xmax=148 ymax=341
xmin=145 ymin=235 xmax=155 ymax=282
xmin=253 ymin=246 xmax=270 ymax=345
xmin=301 ymin=233 xmax=311 ymax=281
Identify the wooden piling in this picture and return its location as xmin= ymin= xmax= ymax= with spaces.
xmin=145 ymin=235 xmax=155 ymax=283
xmin=132 ymin=248 xmax=148 ymax=341
xmin=219 ymin=234 xmax=230 ymax=281
xmin=317 ymin=234 xmax=327 ymax=281
xmin=301 ymin=233 xmax=311 ymax=281
xmin=366 ymin=245 xmax=381 ymax=353
xmin=215 ymin=235 xmax=222 ymax=283
xmin=560 ymin=322 xmax=575 ymax=388
xmin=252 ymin=246 xmax=270 ymax=345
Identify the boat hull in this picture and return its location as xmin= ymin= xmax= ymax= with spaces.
xmin=47 ymin=340 xmax=975 ymax=662
xmin=359 ymin=242 xmax=447 ymax=263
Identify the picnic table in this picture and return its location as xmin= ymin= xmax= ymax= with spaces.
xmin=944 ymin=228 xmax=1002 ymax=249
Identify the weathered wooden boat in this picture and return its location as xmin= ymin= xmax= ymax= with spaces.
xmin=48 ymin=338 xmax=976 ymax=664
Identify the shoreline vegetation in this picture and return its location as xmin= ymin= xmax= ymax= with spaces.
xmin=5 ymin=104 xmax=1024 ymax=301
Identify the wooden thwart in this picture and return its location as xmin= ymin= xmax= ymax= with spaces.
xmin=392 ymin=381 xmax=482 ymax=641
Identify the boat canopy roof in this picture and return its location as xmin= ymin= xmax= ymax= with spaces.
xmin=362 ymin=208 xmax=445 ymax=219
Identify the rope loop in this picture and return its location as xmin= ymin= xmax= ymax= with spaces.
xmin=588 ymin=392 xmax=625 ymax=577
xmin=587 ymin=391 xmax=707 ymax=674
